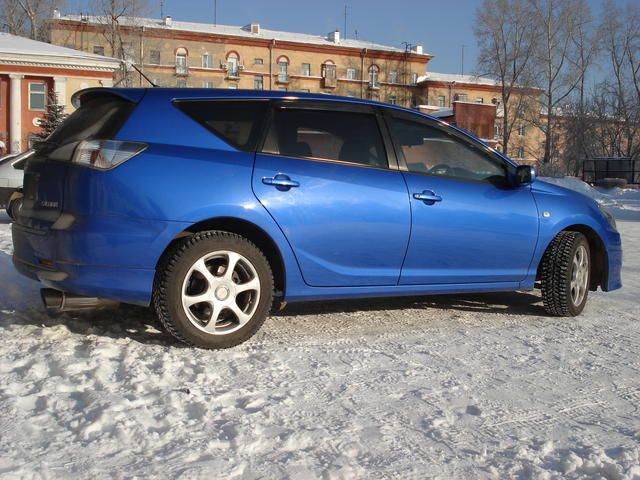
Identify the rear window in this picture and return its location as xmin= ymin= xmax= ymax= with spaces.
xmin=174 ymin=100 xmax=268 ymax=152
xmin=43 ymin=95 xmax=135 ymax=151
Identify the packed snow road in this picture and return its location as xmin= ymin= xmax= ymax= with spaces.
xmin=0 ymin=187 xmax=639 ymax=479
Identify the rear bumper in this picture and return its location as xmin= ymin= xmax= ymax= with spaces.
xmin=11 ymin=215 xmax=188 ymax=305
xmin=13 ymin=256 xmax=154 ymax=305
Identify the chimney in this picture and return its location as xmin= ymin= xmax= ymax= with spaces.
xmin=411 ymin=44 xmax=424 ymax=54
xmin=328 ymin=30 xmax=340 ymax=44
xmin=164 ymin=15 xmax=172 ymax=27
xmin=53 ymin=8 xmax=61 ymax=19
xmin=251 ymin=23 xmax=260 ymax=34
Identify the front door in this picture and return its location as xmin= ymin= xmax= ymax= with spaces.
xmin=385 ymin=110 xmax=539 ymax=285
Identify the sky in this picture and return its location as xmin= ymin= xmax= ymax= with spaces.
xmin=67 ymin=0 xmax=630 ymax=76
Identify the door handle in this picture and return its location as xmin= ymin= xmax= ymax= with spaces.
xmin=413 ymin=190 xmax=442 ymax=204
xmin=262 ymin=174 xmax=300 ymax=189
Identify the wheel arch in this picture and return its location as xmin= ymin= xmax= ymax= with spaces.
xmin=157 ymin=216 xmax=287 ymax=299
xmin=536 ymin=224 xmax=608 ymax=291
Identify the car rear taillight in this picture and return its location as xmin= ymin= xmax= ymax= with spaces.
xmin=72 ymin=140 xmax=147 ymax=170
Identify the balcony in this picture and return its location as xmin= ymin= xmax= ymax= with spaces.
xmin=226 ymin=69 xmax=241 ymax=80
xmin=175 ymin=64 xmax=188 ymax=76
xmin=322 ymin=76 xmax=337 ymax=88
xmin=276 ymin=74 xmax=290 ymax=84
xmin=368 ymin=81 xmax=380 ymax=90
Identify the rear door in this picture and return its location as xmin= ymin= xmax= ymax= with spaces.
xmin=252 ymin=100 xmax=411 ymax=287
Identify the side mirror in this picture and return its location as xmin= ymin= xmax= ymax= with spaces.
xmin=515 ymin=165 xmax=536 ymax=186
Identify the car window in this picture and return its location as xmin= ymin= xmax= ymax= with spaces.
xmin=262 ymin=108 xmax=388 ymax=168
xmin=175 ymin=100 xmax=268 ymax=152
xmin=388 ymin=116 xmax=505 ymax=182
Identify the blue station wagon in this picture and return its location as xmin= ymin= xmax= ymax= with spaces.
xmin=11 ymin=88 xmax=622 ymax=348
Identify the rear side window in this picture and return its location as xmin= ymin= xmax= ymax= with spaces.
xmin=175 ymin=100 xmax=268 ymax=152
xmin=262 ymin=108 xmax=387 ymax=168
xmin=44 ymin=96 xmax=134 ymax=149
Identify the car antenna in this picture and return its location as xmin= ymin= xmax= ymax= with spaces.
xmin=129 ymin=63 xmax=158 ymax=87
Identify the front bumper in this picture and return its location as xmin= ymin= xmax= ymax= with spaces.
xmin=11 ymin=215 xmax=188 ymax=305
xmin=604 ymin=229 xmax=623 ymax=291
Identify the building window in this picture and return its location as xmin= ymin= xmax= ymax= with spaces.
xmin=202 ymin=53 xmax=213 ymax=68
xmin=301 ymin=63 xmax=311 ymax=76
xmin=322 ymin=63 xmax=336 ymax=79
xmin=226 ymin=52 xmax=240 ymax=77
xmin=516 ymin=146 xmax=525 ymax=158
xmin=494 ymin=123 xmax=502 ymax=139
xmin=299 ymin=89 xmax=311 ymax=93
xmin=254 ymin=75 xmax=264 ymax=90
xmin=388 ymin=95 xmax=398 ymax=105
xmin=437 ymin=95 xmax=446 ymax=107
xmin=454 ymin=93 xmax=468 ymax=102
xmin=346 ymin=67 xmax=357 ymax=80
xmin=93 ymin=45 xmax=105 ymax=56
xmin=518 ymin=124 xmax=526 ymax=136
xmin=228 ymin=84 xmax=238 ymax=89
xmin=389 ymin=71 xmax=398 ymax=84
xmin=410 ymin=73 xmax=418 ymax=85
xmin=203 ymin=81 xmax=214 ymax=88
xmin=254 ymin=58 xmax=264 ymax=65
xmin=278 ymin=58 xmax=289 ymax=83
xmin=149 ymin=49 xmax=160 ymax=65
xmin=176 ymin=48 xmax=188 ymax=75
xmin=368 ymin=65 xmax=380 ymax=89
xmin=177 ymin=78 xmax=187 ymax=88
xmin=28 ymin=82 xmax=46 ymax=111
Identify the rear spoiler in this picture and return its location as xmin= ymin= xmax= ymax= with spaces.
xmin=71 ymin=88 xmax=147 ymax=109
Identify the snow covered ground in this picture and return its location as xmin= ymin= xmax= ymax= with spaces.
xmin=0 ymin=181 xmax=639 ymax=479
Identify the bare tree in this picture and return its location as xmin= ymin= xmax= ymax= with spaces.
xmin=0 ymin=0 xmax=63 ymax=39
xmin=556 ymin=0 xmax=600 ymax=174
xmin=91 ymin=0 xmax=148 ymax=86
xmin=474 ymin=0 xmax=539 ymax=156
xmin=598 ymin=0 xmax=640 ymax=161
xmin=531 ymin=0 xmax=595 ymax=165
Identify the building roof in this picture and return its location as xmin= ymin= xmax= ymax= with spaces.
xmin=0 ymin=32 xmax=120 ymax=70
xmin=57 ymin=14 xmax=430 ymax=57
xmin=418 ymin=72 xmax=499 ymax=86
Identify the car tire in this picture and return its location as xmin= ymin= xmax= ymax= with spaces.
xmin=541 ymin=231 xmax=591 ymax=317
xmin=153 ymin=231 xmax=274 ymax=349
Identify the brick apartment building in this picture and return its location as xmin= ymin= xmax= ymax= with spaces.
xmin=48 ymin=12 xmax=430 ymax=108
xmin=45 ymin=11 xmax=543 ymax=163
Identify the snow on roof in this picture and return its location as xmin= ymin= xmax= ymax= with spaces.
xmin=58 ymin=14 xmax=430 ymax=56
xmin=0 ymin=32 xmax=120 ymax=65
xmin=418 ymin=72 xmax=499 ymax=86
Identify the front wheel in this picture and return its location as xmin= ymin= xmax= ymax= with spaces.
xmin=153 ymin=231 xmax=274 ymax=349
xmin=540 ymin=231 xmax=590 ymax=316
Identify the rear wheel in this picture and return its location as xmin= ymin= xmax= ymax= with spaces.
xmin=153 ymin=231 xmax=273 ymax=349
xmin=541 ymin=231 xmax=590 ymax=316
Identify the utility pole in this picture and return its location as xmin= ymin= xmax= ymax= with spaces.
xmin=461 ymin=45 xmax=465 ymax=76
xmin=343 ymin=5 xmax=350 ymax=40
xmin=214 ymin=0 xmax=218 ymax=26
xmin=160 ymin=0 xmax=164 ymax=18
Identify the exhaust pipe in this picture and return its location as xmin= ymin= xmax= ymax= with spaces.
xmin=41 ymin=288 xmax=119 ymax=316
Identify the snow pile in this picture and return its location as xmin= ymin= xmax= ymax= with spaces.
xmin=0 ymin=192 xmax=639 ymax=478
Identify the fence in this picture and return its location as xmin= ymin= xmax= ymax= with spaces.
xmin=582 ymin=157 xmax=639 ymax=185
